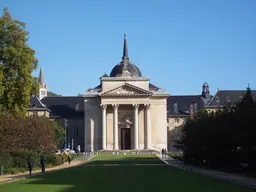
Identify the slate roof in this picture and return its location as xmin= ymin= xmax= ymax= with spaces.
xmin=207 ymin=90 xmax=256 ymax=107
xmin=167 ymin=95 xmax=211 ymax=116
xmin=41 ymin=97 xmax=84 ymax=118
xmin=27 ymin=95 xmax=49 ymax=111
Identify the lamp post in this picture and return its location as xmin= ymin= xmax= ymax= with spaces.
xmin=64 ymin=118 xmax=68 ymax=149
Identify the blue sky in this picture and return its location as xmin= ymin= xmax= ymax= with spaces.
xmin=1 ymin=0 xmax=255 ymax=96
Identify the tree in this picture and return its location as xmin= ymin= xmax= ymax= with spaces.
xmin=177 ymin=87 xmax=256 ymax=171
xmin=0 ymin=63 xmax=3 ymax=110
xmin=0 ymin=113 xmax=55 ymax=153
xmin=0 ymin=8 xmax=38 ymax=114
xmin=31 ymin=76 xmax=39 ymax=96
xmin=48 ymin=91 xmax=61 ymax=96
xmin=40 ymin=117 xmax=65 ymax=149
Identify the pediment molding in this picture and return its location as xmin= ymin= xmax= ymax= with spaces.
xmin=99 ymin=83 xmax=152 ymax=97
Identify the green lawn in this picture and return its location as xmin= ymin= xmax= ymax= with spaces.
xmin=0 ymin=154 xmax=254 ymax=192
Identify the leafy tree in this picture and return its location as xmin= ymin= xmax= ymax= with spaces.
xmin=40 ymin=117 xmax=65 ymax=149
xmin=177 ymin=87 xmax=256 ymax=170
xmin=0 ymin=63 xmax=3 ymax=110
xmin=0 ymin=112 xmax=55 ymax=153
xmin=31 ymin=76 xmax=39 ymax=96
xmin=0 ymin=8 xmax=38 ymax=114
xmin=50 ymin=120 xmax=65 ymax=149
xmin=48 ymin=91 xmax=61 ymax=96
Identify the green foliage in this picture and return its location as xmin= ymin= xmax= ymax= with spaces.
xmin=0 ymin=112 xmax=56 ymax=153
xmin=31 ymin=76 xmax=39 ymax=96
xmin=0 ymin=151 xmax=62 ymax=174
xmin=40 ymin=117 xmax=65 ymax=149
xmin=177 ymin=88 xmax=256 ymax=171
xmin=48 ymin=91 xmax=61 ymax=96
xmin=0 ymin=152 xmax=13 ymax=170
xmin=51 ymin=121 xmax=65 ymax=148
xmin=43 ymin=152 xmax=62 ymax=166
xmin=0 ymin=8 xmax=38 ymax=114
xmin=168 ymin=152 xmax=183 ymax=160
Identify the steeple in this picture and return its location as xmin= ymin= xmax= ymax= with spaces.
xmin=38 ymin=65 xmax=47 ymax=100
xmin=122 ymin=34 xmax=129 ymax=61
xmin=39 ymin=66 xmax=45 ymax=87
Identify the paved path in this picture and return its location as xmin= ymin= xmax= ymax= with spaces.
xmin=0 ymin=154 xmax=94 ymax=184
xmin=156 ymin=154 xmax=256 ymax=190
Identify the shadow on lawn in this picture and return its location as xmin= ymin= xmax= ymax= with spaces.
xmin=22 ymin=156 xmax=168 ymax=192
xmin=23 ymin=164 xmax=169 ymax=192
xmin=85 ymin=156 xmax=165 ymax=165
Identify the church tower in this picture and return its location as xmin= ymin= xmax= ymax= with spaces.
xmin=38 ymin=66 xmax=47 ymax=100
xmin=202 ymin=82 xmax=210 ymax=99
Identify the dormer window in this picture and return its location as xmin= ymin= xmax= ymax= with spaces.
xmin=226 ymin=96 xmax=232 ymax=105
xmin=173 ymin=102 xmax=178 ymax=114
xmin=75 ymin=102 xmax=80 ymax=111
xmin=193 ymin=102 xmax=198 ymax=113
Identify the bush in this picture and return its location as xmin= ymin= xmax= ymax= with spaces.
xmin=0 ymin=152 xmax=13 ymax=170
xmin=44 ymin=153 xmax=62 ymax=166
xmin=168 ymin=152 xmax=184 ymax=160
xmin=0 ymin=151 xmax=63 ymax=174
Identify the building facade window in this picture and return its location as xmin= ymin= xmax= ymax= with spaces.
xmin=173 ymin=102 xmax=178 ymax=114
xmin=193 ymin=102 xmax=198 ymax=113
xmin=175 ymin=118 xmax=179 ymax=123
xmin=75 ymin=102 xmax=80 ymax=111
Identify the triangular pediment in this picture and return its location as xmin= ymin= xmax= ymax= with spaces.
xmin=99 ymin=83 xmax=152 ymax=96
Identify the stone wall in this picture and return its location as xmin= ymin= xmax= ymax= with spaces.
xmin=84 ymin=97 xmax=101 ymax=152
xmin=167 ymin=117 xmax=186 ymax=151
xmin=150 ymin=98 xmax=167 ymax=151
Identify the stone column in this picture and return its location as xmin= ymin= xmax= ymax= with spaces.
xmin=145 ymin=104 xmax=151 ymax=149
xmin=101 ymin=104 xmax=107 ymax=150
xmin=133 ymin=104 xmax=139 ymax=149
xmin=113 ymin=104 xmax=119 ymax=150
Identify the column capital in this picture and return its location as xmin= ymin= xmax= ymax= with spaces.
xmin=132 ymin=104 xmax=139 ymax=109
xmin=112 ymin=104 xmax=119 ymax=109
xmin=144 ymin=104 xmax=150 ymax=109
xmin=100 ymin=104 xmax=107 ymax=110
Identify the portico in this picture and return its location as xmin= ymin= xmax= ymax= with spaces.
xmin=100 ymin=102 xmax=151 ymax=150
xmin=83 ymin=35 xmax=169 ymax=152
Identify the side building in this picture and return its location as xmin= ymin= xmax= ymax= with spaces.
xmin=166 ymin=82 xmax=212 ymax=151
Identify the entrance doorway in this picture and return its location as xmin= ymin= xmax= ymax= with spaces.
xmin=121 ymin=128 xmax=131 ymax=150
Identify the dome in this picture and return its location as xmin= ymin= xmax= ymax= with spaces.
xmin=110 ymin=62 xmax=142 ymax=77
xmin=109 ymin=34 xmax=142 ymax=78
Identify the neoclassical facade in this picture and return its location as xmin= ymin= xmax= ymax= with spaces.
xmin=33 ymin=36 xmax=244 ymax=153
xmin=83 ymin=35 xmax=169 ymax=151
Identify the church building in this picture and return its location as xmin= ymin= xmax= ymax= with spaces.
xmin=82 ymin=35 xmax=169 ymax=151
xmin=28 ymin=35 xmax=253 ymax=152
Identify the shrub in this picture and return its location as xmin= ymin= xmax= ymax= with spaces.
xmin=0 ymin=152 xmax=13 ymax=170
xmin=44 ymin=153 xmax=62 ymax=166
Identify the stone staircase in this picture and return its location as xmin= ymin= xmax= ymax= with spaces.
xmin=85 ymin=149 xmax=160 ymax=155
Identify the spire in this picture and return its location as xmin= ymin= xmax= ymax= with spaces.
xmin=39 ymin=66 xmax=45 ymax=86
xmin=122 ymin=34 xmax=129 ymax=61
